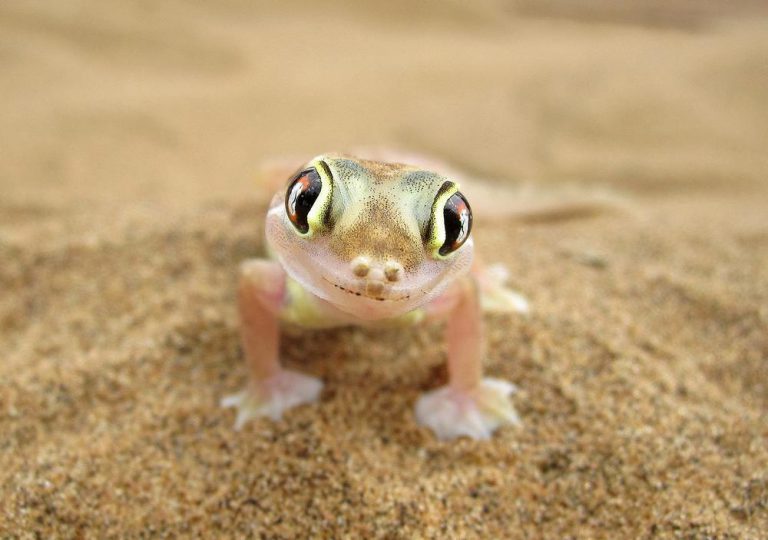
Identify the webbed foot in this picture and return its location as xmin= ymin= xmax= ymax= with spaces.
xmin=415 ymin=378 xmax=520 ymax=440
xmin=221 ymin=370 xmax=323 ymax=430
xmin=479 ymin=264 xmax=530 ymax=314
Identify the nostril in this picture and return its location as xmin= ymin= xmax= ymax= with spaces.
xmin=384 ymin=261 xmax=403 ymax=282
xmin=351 ymin=256 xmax=370 ymax=277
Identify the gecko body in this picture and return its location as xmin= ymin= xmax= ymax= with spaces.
xmin=222 ymin=153 xmax=525 ymax=440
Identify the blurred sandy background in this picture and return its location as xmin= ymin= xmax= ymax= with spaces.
xmin=1 ymin=0 xmax=767 ymax=537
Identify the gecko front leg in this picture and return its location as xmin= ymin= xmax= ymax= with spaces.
xmin=221 ymin=259 xmax=323 ymax=429
xmin=416 ymin=275 xmax=520 ymax=440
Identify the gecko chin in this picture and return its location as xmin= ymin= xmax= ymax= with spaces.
xmin=277 ymin=250 xmax=450 ymax=320
xmin=278 ymin=252 xmax=464 ymax=321
xmin=311 ymin=269 xmax=433 ymax=320
xmin=317 ymin=275 xmax=422 ymax=320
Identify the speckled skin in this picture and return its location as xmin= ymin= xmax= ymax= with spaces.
xmin=222 ymin=154 xmax=524 ymax=440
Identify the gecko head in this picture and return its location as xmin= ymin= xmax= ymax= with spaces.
xmin=266 ymin=154 xmax=474 ymax=320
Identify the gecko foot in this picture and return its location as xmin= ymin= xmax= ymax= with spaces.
xmin=479 ymin=264 xmax=530 ymax=314
xmin=415 ymin=378 xmax=521 ymax=440
xmin=221 ymin=369 xmax=323 ymax=430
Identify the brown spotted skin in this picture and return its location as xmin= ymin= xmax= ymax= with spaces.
xmin=323 ymin=156 xmax=448 ymax=272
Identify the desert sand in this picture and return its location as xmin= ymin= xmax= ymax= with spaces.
xmin=1 ymin=1 xmax=767 ymax=537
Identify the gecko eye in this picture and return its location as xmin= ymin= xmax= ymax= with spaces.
xmin=439 ymin=191 xmax=472 ymax=256
xmin=285 ymin=168 xmax=323 ymax=234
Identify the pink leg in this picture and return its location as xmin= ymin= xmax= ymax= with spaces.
xmin=221 ymin=260 xmax=323 ymax=429
xmin=417 ymin=275 xmax=521 ymax=440
xmin=446 ymin=277 xmax=483 ymax=392
xmin=238 ymin=260 xmax=283 ymax=380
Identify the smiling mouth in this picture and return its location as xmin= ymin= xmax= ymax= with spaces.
xmin=322 ymin=276 xmax=411 ymax=302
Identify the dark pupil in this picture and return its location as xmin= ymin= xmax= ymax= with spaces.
xmin=285 ymin=168 xmax=322 ymax=234
xmin=440 ymin=192 xmax=472 ymax=256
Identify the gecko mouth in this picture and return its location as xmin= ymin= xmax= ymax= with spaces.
xmin=322 ymin=276 xmax=411 ymax=302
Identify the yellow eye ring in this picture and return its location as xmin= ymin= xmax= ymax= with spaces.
xmin=284 ymin=159 xmax=333 ymax=238
xmin=427 ymin=182 xmax=472 ymax=259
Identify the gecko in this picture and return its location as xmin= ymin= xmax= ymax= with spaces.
xmin=221 ymin=152 xmax=532 ymax=440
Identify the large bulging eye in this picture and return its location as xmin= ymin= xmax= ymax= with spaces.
xmin=285 ymin=168 xmax=322 ymax=234
xmin=440 ymin=191 xmax=472 ymax=256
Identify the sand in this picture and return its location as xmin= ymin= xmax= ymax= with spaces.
xmin=1 ymin=1 xmax=767 ymax=537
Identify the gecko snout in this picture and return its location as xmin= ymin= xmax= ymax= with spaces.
xmin=349 ymin=257 xmax=404 ymax=299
